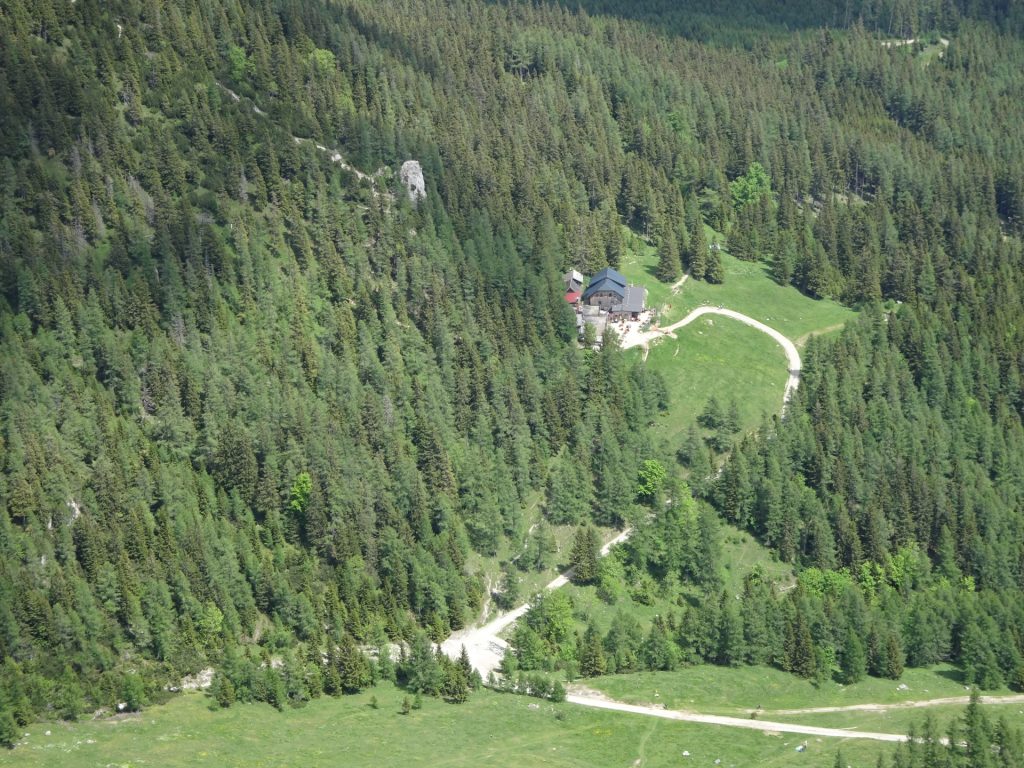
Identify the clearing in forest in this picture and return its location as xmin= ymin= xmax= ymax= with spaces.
xmin=620 ymin=233 xmax=856 ymax=440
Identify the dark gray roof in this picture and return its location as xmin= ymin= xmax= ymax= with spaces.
xmin=591 ymin=267 xmax=626 ymax=286
xmin=582 ymin=266 xmax=627 ymax=301
xmin=583 ymin=278 xmax=625 ymax=301
xmin=612 ymin=285 xmax=647 ymax=314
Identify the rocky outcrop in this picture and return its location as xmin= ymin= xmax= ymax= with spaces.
xmin=399 ymin=160 xmax=426 ymax=203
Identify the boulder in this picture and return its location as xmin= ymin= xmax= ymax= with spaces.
xmin=399 ymin=160 xmax=426 ymax=203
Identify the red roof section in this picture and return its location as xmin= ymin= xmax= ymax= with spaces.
xmin=564 ymin=291 xmax=582 ymax=303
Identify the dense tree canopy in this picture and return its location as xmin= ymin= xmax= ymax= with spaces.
xmin=0 ymin=0 xmax=1022 ymax=731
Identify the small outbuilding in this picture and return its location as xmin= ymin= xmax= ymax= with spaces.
xmin=563 ymin=269 xmax=585 ymax=293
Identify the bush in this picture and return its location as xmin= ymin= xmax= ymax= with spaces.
xmin=0 ymin=709 xmax=17 ymax=749
xmin=550 ymin=680 xmax=567 ymax=703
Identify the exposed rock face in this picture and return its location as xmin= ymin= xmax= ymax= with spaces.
xmin=179 ymin=667 xmax=215 ymax=690
xmin=399 ymin=160 xmax=426 ymax=203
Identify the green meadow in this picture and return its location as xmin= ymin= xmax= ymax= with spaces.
xmin=620 ymin=229 xmax=856 ymax=446
xmin=1 ymin=683 xmax=889 ymax=768
xmin=587 ymin=664 xmax=1011 ymax=716
xmin=636 ymin=317 xmax=787 ymax=444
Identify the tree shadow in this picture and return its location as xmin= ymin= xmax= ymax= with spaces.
xmin=642 ymin=261 xmax=662 ymax=282
xmin=934 ymin=667 xmax=966 ymax=685
xmin=481 ymin=0 xmax=849 ymax=46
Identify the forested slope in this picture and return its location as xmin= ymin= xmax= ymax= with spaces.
xmin=0 ymin=0 xmax=669 ymax=721
xmin=571 ymin=0 xmax=1024 ymax=43
xmin=1 ymin=0 xmax=1023 ymax=733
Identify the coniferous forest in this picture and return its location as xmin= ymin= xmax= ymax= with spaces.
xmin=1 ymin=1 xmax=1023 ymax=762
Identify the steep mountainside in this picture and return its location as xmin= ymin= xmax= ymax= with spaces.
xmin=0 ymin=0 xmax=1022 ymax=729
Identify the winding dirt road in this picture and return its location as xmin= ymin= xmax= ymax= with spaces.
xmin=566 ymin=695 xmax=912 ymax=743
xmin=440 ymin=528 xmax=633 ymax=679
xmin=761 ymin=693 xmax=1024 ymax=716
xmin=436 ymin=283 xmax=1009 ymax=745
xmin=562 ymin=689 xmax=1024 ymax=744
xmin=438 ymin=520 xmax=948 ymax=744
xmin=621 ymin=306 xmax=802 ymax=406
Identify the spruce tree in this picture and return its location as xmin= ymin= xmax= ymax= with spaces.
xmin=840 ymin=629 xmax=867 ymax=684
xmin=578 ymin=624 xmax=607 ymax=678
xmin=569 ymin=525 xmax=600 ymax=585
xmin=655 ymin=228 xmax=682 ymax=282
xmin=457 ymin=645 xmax=478 ymax=690
xmin=0 ymin=708 xmax=17 ymax=749
xmin=884 ymin=633 xmax=904 ymax=680
xmin=962 ymin=691 xmax=994 ymax=768
xmin=214 ymin=673 xmax=236 ymax=708
xmin=785 ymin=610 xmax=817 ymax=679
xmin=705 ymin=247 xmax=724 ymax=284
xmin=495 ymin=564 xmax=521 ymax=611
xmin=643 ymin=617 xmax=679 ymax=671
xmin=687 ymin=214 xmax=709 ymax=280
xmin=337 ymin=634 xmax=372 ymax=694
xmin=698 ymin=396 xmax=724 ymax=430
xmin=545 ymin=453 xmax=589 ymax=525
xmin=405 ymin=632 xmax=442 ymax=696
xmin=440 ymin=662 xmax=469 ymax=704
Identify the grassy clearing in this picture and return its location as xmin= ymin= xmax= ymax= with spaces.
xmin=917 ymin=41 xmax=947 ymax=65
xmin=562 ymin=580 xmax=676 ymax=634
xmin=622 ymin=227 xmax=856 ymax=448
xmin=586 ymin=664 xmax=1007 ymax=717
xmin=719 ymin=527 xmax=795 ymax=594
xmin=636 ymin=316 xmax=787 ymax=445
xmin=3 ymin=683 xmax=888 ymax=768
xmin=465 ymin=486 xmax=620 ymax=621
xmin=523 ymin=521 xmax=792 ymax=646
xmin=519 ymin=526 xmax=622 ymax=595
xmin=664 ymin=252 xmax=855 ymax=339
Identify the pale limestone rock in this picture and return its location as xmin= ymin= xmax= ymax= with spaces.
xmin=399 ymin=160 xmax=426 ymax=203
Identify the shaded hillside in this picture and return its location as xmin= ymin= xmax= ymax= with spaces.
xmin=560 ymin=0 xmax=1024 ymax=43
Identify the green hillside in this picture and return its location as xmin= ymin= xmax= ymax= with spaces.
xmin=2 ymin=0 xmax=1024 ymax=766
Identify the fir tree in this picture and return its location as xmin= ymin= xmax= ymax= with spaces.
xmin=214 ymin=673 xmax=236 ymax=708
xmin=705 ymin=247 xmax=724 ymax=284
xmin=686 ymin=210 xmax=709 ymax=280
xmin=655 ymin=228 xmax=682 ymax=282
xmin=840 ymin=629 xmax=867 ymax=684
xmin=569 ymin=525 xmax=601 ymax=586
xmin=0 ymin=709 xmax=17 ymax=749
xmin=578 ymin=624 xmax=607 ymax=678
